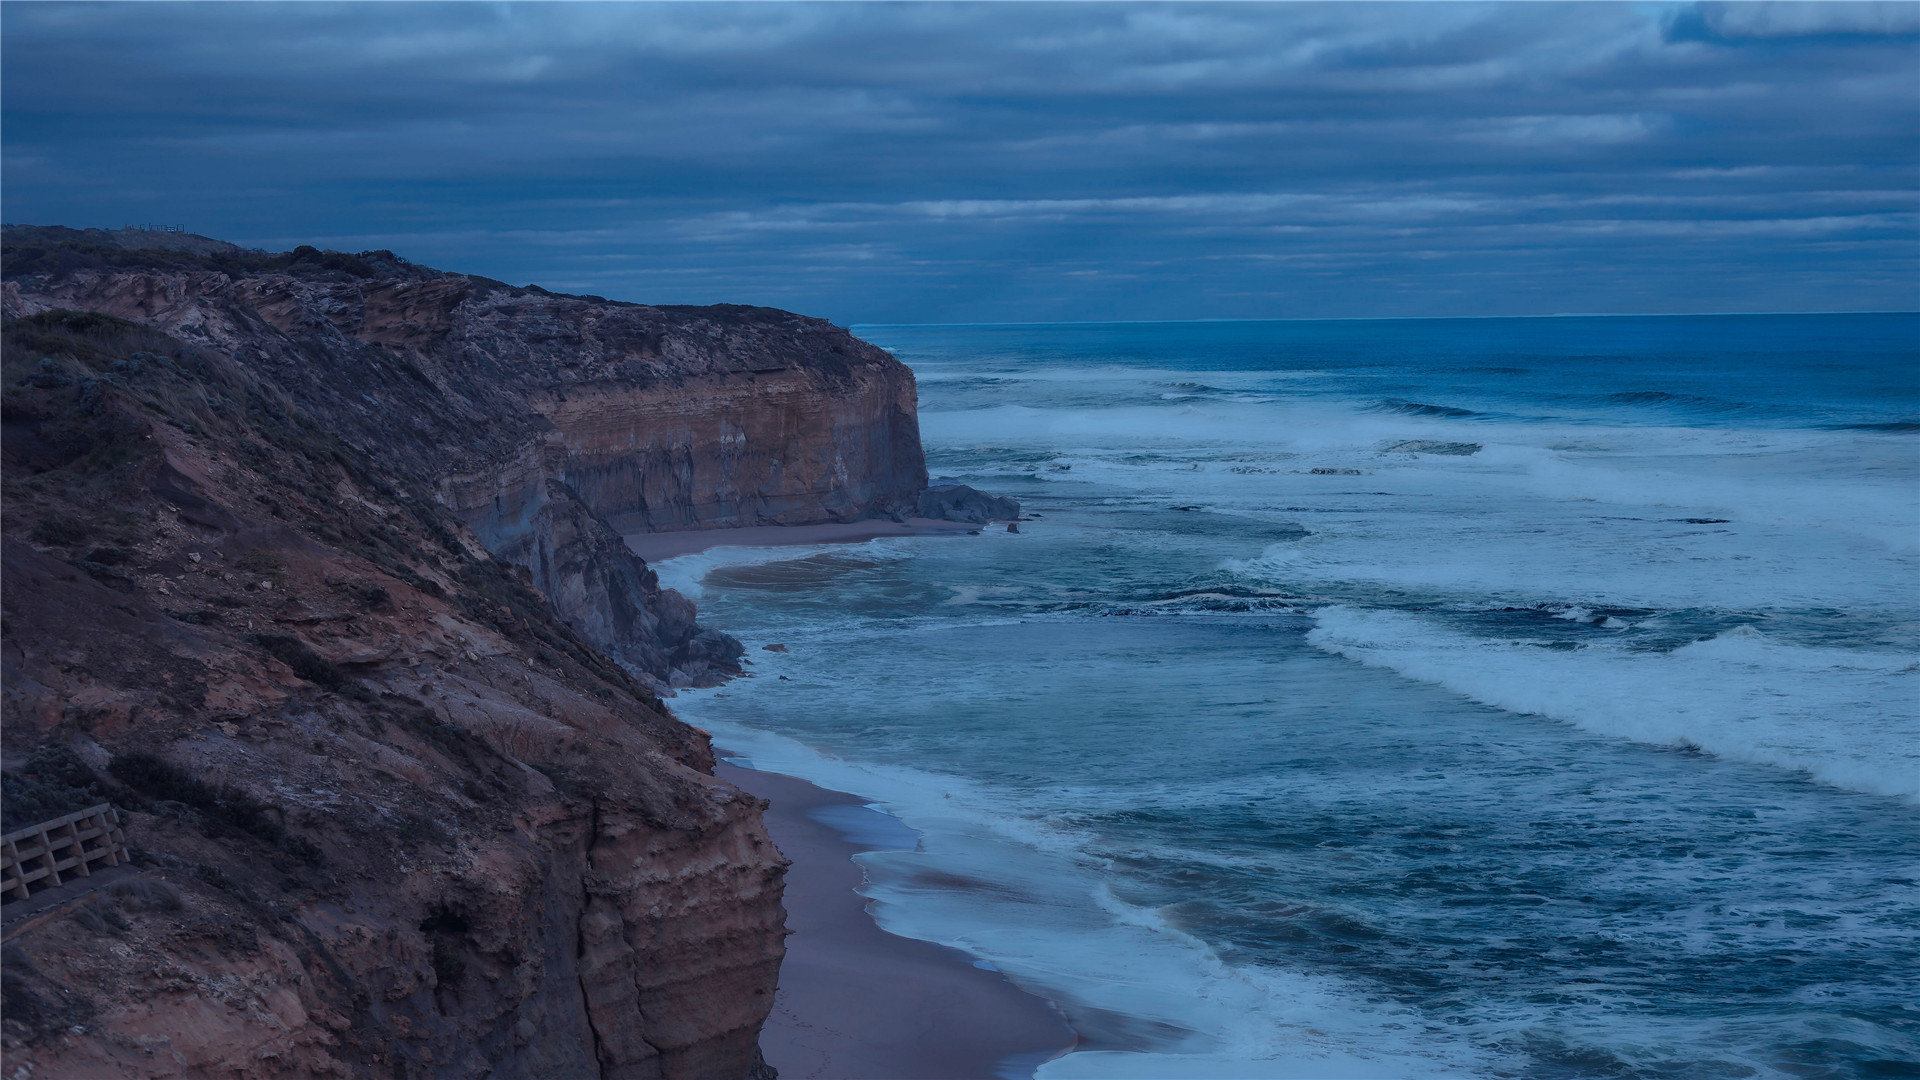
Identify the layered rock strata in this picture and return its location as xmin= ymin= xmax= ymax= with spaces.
xmin=0 ymin=228 xmax=933 ymax=1078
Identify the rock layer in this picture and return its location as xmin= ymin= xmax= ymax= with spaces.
xmin=0 ymin=228 xmax=934 ymax=1078
xmin=529 ymin=309 xmax=926 ymax=533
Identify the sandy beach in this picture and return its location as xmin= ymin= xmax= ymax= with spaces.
xmin=625 ymin=518 xmax=989 ymax=563
xmin=716 ymin=761 xmax=1074 ymax=1080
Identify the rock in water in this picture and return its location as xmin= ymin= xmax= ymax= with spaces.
xmin=917 ymin=483 xmax=1020 ymax=523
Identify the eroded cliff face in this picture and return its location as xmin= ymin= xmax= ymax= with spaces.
xmin=2 ymin=227 xmax=929 ymax=689
xmin=0 ymin=228 xmax=915 ymax=1078
xmin=535 ymin=357 xmax=924 ymax=533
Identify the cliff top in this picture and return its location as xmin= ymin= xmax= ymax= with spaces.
xmin=3 ymin=224 xmax=921 ymax=493
xmin=1 ymin=224 xmax=852 ymax=338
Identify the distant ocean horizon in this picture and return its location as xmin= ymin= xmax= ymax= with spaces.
xmin=843 ymin=309 xmax=1920 ymax=329
xmin=677 ymin=313 xmax=1919 ymax=1078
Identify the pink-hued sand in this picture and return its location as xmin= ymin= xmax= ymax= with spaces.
xmin=716 ymin=762 xmax=1074 ymax=1080
xmin=624 ymin=518 xmax=985 ymax=562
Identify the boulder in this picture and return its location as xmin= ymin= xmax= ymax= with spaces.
xmin=675 ymin=627 xmax=746 ymax=669
xmin=917 ymin=484 xmax=1020 ymax=524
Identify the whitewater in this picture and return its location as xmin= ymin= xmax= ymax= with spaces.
xmin=674 ymin=315 xmax=1919 ymax=1079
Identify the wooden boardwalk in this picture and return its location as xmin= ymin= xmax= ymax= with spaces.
xmin=1 ymin=804 xmax=127 ymax=902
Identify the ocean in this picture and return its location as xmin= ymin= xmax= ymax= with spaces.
xmin=670 ymin=315 xmax=1920 ymax=1079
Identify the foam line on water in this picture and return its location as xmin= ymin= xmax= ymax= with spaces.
xmin=1306 ymin=607 xmax=1920 ymax=800
xmin=689 ymin=713 xmax=1502 ymax=1080
xmin=650 ymin=540 xmax=915 ymax=599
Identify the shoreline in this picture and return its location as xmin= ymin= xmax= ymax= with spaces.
xmin=716 ymin=758 xmax=1076 ymax=1079
xmin=625 ymin=518 xmax=989 ymax=563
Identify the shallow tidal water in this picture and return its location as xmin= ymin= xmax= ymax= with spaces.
xmin=675 ymin=315 xmax=1920 ymax=1079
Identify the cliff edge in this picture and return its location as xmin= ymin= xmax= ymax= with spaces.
xmin=0 ymin=227 xmax=931 ymax=1078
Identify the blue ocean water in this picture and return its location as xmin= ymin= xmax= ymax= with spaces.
xmin=673 ymin=315 xmax=1920 ymax=1079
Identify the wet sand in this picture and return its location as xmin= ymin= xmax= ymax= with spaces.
xmin=624 ymin=518 xmax=985 ymax=562
xmin=716 ymin=760 xmax=1075 ymax=1079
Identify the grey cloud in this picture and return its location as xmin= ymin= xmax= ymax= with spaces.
xmin=2 ymin=2 xmax=1914 ymax=321
xmin=1693 ymin=1 xmax=1920 ymax=39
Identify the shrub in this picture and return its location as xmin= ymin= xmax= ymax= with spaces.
xmin=108 ymin=752 xmax=323 ymax=867
xmin=70 ymin=899 xmax=130 ymax=935
xmin=28 ymin=516 xmax=87 ymax=548
xmin=109 ymin=878 xmax=183 ymax=913
xmin=1 ymin=744 xmax=106 ymax=832
xmin=108 ymin=752 xmax=219 ymax=807
xmin=189 ymin=862 xmax=245 ymax=897
xmin=235 ymin=548 xmax=283 ymax=578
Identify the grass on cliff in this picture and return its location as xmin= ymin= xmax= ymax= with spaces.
xmin=0 ymin=233 xmax=405 ymax=283
xmin=2 ymin=310 xmax=347 ymax=487
xmin=3 ymin=311 xmax=448 ymax=583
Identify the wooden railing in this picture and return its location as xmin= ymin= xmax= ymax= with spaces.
xmin=1 ymin=804 xmax=127 ymax=902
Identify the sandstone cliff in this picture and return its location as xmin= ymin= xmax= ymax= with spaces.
xmin=0 ymin=228 xmax=931 ymax=1078
xmin=2 ymin=226 xmax=929 ymax=689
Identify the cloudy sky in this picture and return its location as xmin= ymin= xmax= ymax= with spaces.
xmin=4 ymin=2 xmax=1915 ymax=322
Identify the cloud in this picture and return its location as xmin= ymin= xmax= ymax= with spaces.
xmin=1 ymin=2 xmax=1914 ymax=321
xmin=1466 ymin=113 xmax=1664 ymax=148
xmin=1687 ymin=2 xmax=1920 ymax=40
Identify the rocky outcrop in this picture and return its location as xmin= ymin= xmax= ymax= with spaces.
xmin=0 ymin=227 xmax=930 ymax=688
xmin=917 ymin=483 xmax=1021 ymax=524
xmin=0 ymin=228 xmax=936 ymax=1077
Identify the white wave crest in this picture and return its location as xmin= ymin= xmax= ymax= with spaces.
xmin=1307 ymin=608 xmax=1920 ymax=800
xmin=690 ymin=718 xmax=1497 ymax=1080
xmin=649 ymin=539 xmax=914 ymax=599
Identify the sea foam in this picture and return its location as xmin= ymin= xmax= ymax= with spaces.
xmin=1307 ymin=607 xmax=1920 ymax=800
xmin=697 ymin=716 xmax=1499 ymax=1080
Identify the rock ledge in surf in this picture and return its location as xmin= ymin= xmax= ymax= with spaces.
xmin=917 ymin=484 xmax=1020 ymax=524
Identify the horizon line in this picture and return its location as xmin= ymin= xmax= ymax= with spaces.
xmin=848 ymin=309 xmax=1920 ymax=329
xmin=5 ymin=224 xmax=1912 ymax=329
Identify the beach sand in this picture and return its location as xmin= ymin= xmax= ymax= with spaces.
xmin=716 ymin=761 xmax=1075 ymax=1079
xmin=625 ymin=518 xmax=987 ymax=563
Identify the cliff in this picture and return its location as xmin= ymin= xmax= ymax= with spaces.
xmin=2 ymin=227 xmax=929 ymax=690
xmin=0 ymin=227 xmax=930 ymax=1078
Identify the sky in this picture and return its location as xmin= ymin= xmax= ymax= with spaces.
xmin=3 ymin=2 xmax=1916 ymax=324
